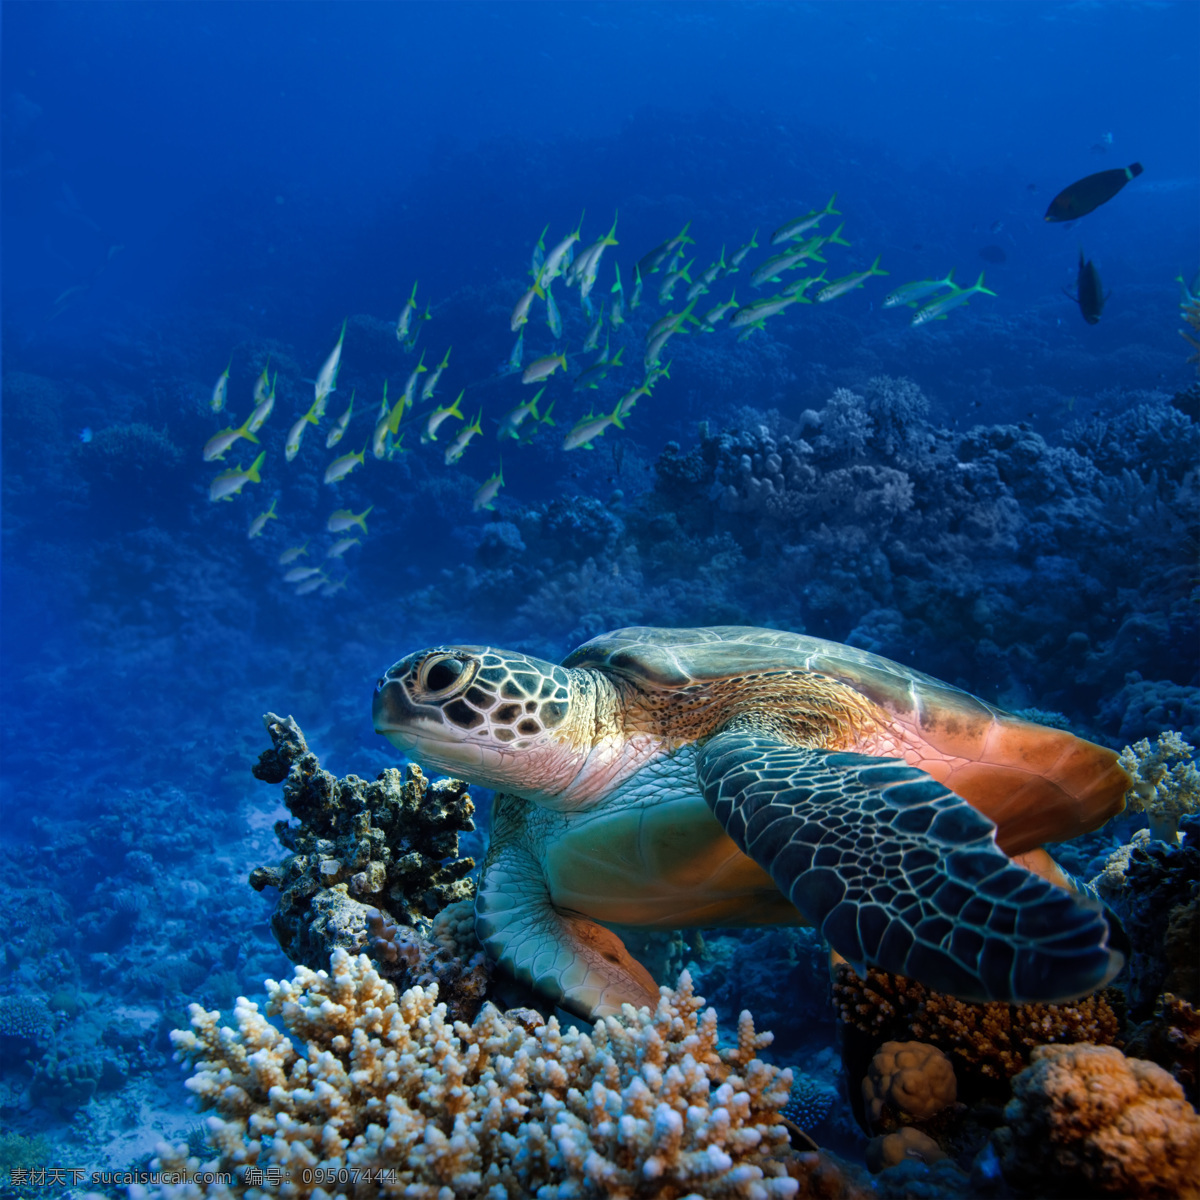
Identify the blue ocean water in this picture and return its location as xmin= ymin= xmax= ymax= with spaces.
xmin=1 ymin=0 xmax=1198 ymax=1191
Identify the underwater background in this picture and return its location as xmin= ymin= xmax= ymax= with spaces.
xmin=2 ymin=1 xmax=1199 ymax=1196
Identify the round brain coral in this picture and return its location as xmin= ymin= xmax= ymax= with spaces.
xmin=862 ymin=1040 xmax=957 ymax=1129
xmin=995 ymin=1043 xmax=1200 ymax=1199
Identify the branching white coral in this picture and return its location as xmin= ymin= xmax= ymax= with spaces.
xmin=148 ymin=948 xmax=798 ymax=1199
xmin=1119 ymin=731 xmax=1199 ymax=843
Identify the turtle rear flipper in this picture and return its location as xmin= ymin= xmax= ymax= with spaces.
xmin=476 ymin=807 xmax=660 ymax=1018
xmin=696 ymin=731 xmax=1125 ymax=1004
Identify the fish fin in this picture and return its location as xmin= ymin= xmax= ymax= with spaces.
xmin=246 ymin=452 xmax=266 ymax=483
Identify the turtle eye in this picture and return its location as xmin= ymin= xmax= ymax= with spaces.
xmin=419 ymin=653 xmax=475 ymax=698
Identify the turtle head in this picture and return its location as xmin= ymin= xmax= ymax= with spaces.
xmin=373 ymin=645 xmax=587 ymax=794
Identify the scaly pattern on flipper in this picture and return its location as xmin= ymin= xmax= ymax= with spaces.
xmin=695 ymin=731 xmax=1124 ymax=1004
xmin=476 ymin=794 xmax=661 ymax=1018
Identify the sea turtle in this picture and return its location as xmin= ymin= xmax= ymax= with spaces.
xmin=373 ymin=625 xmax=1129 ymax=1019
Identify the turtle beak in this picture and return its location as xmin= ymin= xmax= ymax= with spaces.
xmin=373 ymin=661 xmax=420 ymax=740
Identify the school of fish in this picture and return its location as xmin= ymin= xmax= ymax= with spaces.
xmin=201 ymin=194 xmax=999 ymax=595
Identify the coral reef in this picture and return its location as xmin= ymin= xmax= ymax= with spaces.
xmin=861 ymin=1043 xmax=956 ymax=1131
xmin=250 ymin=712 xmax=476 ymax=927
xmin=832 ymin=964 xmax=1122 ymax=1094
xmin=28 ymin=1045 xmax=104 ymax=1113
xmin=780 ymin=1074 xmax=837 ymax=1135
xmin=1125 ymin=992 xmax=1200 ymax=1103
xmin=994 ymin=1043 xmax=1200 ymax=1199
xmin=0 ymin=997 xmax=53 ymax=1054
xmin=1103 ymin=812 xmax=1200 ymax=1016
xmin=156 ymin=948 xmax=799 ymax=1198
xmin=864 ymin=1127 xmax=946 ymax=1174
xmin=248 ymin=713 xmax=486 ymax=1016
xmin=1119 ymin=731 xmax=1200 ymax=842
xmin=778 ymin=1149 xmax=876 ymax=1199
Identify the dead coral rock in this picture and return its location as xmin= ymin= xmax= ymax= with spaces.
xmin=1125 ymin=993 xmax=1200 ymax=1104
xmin=1164 ymin=894 xmax=1200 ymax=1003
xmin=247 ymin=714 xmax=488 ymax=1019
xmin=862 ymin=1041 xmax=956 ymax=1131
xmin=994 ymin=1043 xmax=1200 ymax=1200
xmin=250 ymin=712 xmax=476 ymax=949
xmin=251 ymin=713 xmax=307 ymax=784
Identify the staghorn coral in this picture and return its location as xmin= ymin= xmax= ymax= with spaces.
xmin=994 ymin=1043 xmax=1200 ymax=1199
xmin=833 ymin=964 xmax=1121 ymax=1088
xmin=1119 ymin=730 xmax=1200 ymax=843
xmin=861 ymin=1042 xmax=956 ymax=1131
xmin=248 ymin=712 xmax=476 ymax=947
xmin=155 ymin=948 xmax=799 ymax=1199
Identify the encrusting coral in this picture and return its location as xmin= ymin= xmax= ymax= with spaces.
xmin=152 ymin=948 xmax=800 ymax=1199
xmin=993 ymin=1043 xmax=1200 ymax=1199
xmin=247 ymin=714 xmax=488 ymax=1019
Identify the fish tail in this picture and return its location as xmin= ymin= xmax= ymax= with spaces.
xmin=541 ymin=399 xmax=556 ymax=426
xmin=246 ymin=452 xmax=266 ymax=483
xmin=871 ymin=255 xmax=888 ymax=275
xmin=825 ymin=192 xmax=840 ymax=216
xmin=236 ymin=416 xmax=260 ymax=444
xmin=828 ymin=222 xmax=850 ymax=247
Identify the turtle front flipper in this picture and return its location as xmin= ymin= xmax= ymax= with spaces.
xmin=696 ymin=731 xmax=1125 ymax=1004
xmin=476 ymin=813 xmax=660 ymax=1020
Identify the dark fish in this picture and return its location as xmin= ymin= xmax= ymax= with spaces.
xmin=1064 ymin=250 xmax=1107 ymax=325
xmin=1045 ymin=163 xmax=1143 ymax=222
xmin=978 ymin=244 xmax=1008 ymax=264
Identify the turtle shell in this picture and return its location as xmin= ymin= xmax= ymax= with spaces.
xmin=563 ymin=626 xmax=1128 ymax=854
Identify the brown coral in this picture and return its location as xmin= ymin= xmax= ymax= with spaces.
xmin=994 ymin=1042 xmax=1200 ymax=1199
xmin=834 ymin=963 xmax=1122 ymax=1087
xmin=862 ymin=1041 xmax=956 ymax=1130
xmin=864 ymin=1126 xmax=946 ymax=1174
